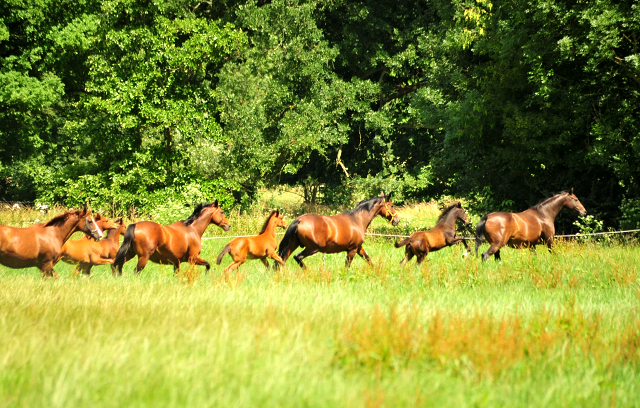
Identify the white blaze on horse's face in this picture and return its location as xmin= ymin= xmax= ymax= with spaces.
xmin=87 ymin=215 xmax=104 ymax=240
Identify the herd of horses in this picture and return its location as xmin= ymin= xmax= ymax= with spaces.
xmin=0 ymin=190 xmax=587 ymax=278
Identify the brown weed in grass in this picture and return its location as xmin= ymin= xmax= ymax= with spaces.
xmin=334 ymin=305 xmax=559 ymax=378
xmin=176 ymin=265 xmax=202 ymax=284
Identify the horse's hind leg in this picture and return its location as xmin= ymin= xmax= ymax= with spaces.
xmin=294 ymin=247 xmax=318 ymax=269
xmin=482 ymin=244 xmax=502 ymax=261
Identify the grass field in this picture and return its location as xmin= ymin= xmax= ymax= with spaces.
xmin=0 ymin=204 xmax=639 ymax=407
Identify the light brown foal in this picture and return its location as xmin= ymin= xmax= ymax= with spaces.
xmin=0 ymin=209 xmax=103 ymax=277
xmin=216 ymin=210 xmax=287 ymax=272
xmin=113 ymin=201 xmax=231 ymax=275
xmin=475 ymin=189 xmax=587 ymax=261
xmin=395 ymin=202 xmax=470 ymax=265
xmin=58 ymin=218 xmax=126 ymax=275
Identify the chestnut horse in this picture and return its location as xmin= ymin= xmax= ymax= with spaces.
xmin=475 ymin=189 xmax=587 ymax=261
xmin=58 ymin=218 xmax=127 ymax=276
xmin=216 ymin=209 xmax=287 ymax=272
xmin=113 ymin=201 xmax=231 ymax=275
xmin=395 ymin=202 xmax=470 ymax=265
xmin=278 ymin=192 xmax=400 ymax=268
xmin=0 ymin=209 xmax=103 ymax=277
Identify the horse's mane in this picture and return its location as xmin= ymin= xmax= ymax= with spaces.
xmin=182 ymin=202 xmax=216 ymax=226
xmin=436 ymin=202 xmax=461 ymax=225
xmin=341 ymin=196 xmax=384 ymax=216
xmin=532 ymin=191 xmax=569 ymax=210
xmin=44 ymin=210 xmax=84 ymax=227
xmin=258 ymin=210 xmax=278 ymax=234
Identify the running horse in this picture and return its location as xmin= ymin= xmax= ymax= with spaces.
xmin=475 ymin=189 xmax=587 ymax=261
xmin=395 ymin=202 xmax=471 ymax=265
xmin=278 ymin=192 xmax=400 ymax=268
xmin=0 ymin=209 xmax=104 ymax=277
xmin=58 ymin=217 xmax=126 ymax=276
xmin=216 ymin=209 xmax=287 ymax=272
xmin=113 ymin=201 xmax=231 ymax=275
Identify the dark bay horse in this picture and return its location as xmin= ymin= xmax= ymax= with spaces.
xmin=278 ymin=192 xmax=400 ymax=268
xmin=395 ymin=202 xmax=470 ymax=265
xmin=216 ymin=209 xmax=287 ymax=272
xmin=113 ymin=201 xmax=231 ymax=275
xmin=58 ymin=218 xmax=127 ymax=276
xmin=0 ymin=209 xmax=103 ymax=277
xmin=475 ymin=189 xmax=587 ymax=261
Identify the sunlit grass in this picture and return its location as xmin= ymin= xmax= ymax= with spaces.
xmin=1 ymin=206 xmax=639 ymax=407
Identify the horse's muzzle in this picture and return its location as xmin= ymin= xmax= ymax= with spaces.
xmin=392 ymin=219 xmax=400 ymax=227
xmin=223 ymin=224 xmax=231 ymax=232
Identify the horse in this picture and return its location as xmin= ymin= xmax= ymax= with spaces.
xmin=475 ymin=189 xmax=587 ymax=261
xmin=113 ymin=201 xmax=231 ymax=275
xmin=277 ymin=192 xmax=400 ymax=268
xmin=394 ymin=202 xmax=471 ymax=265
xmin=58 ymin=218 xmax=127 ymax=276
xmin=0 ymin=209 xmax=103 ymax=277
xmin=216 ymin=209 xmax=287 ymax=273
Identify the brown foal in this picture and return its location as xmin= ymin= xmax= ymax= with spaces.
xmin=395 ymin=202 xmax=470 ymax=265
xmin=216 ymin=210 xmax=287 ymax=272
xmin=58 ymin=218 xmax=127 ymax=276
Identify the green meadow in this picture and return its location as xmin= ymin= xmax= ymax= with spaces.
xmin=0 ymin=204 xmax=639 ymax=407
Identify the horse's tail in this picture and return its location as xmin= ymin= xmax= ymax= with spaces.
xmin=216 ymin=244 xmax=231 ymax=265
xmin=475 ymin=215 xmax=488 ymax=257
xmin=113 ymin=224 xmax=136 ymax=273
xmin=278 ymin=218 xmax=301 ymax=261
xmin=394 ymin=237 xmax=411 ymax=248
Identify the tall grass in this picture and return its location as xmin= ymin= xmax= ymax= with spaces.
xmin=0 ymin=204 xmax=639 ymax=407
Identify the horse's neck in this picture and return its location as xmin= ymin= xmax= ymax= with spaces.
xmin=440 ymin=211 xmax=459 ymax=230
xmin=189 ymin=214 xmax=211 ymax=237
xmin=55 ymin=217 xmax=82 ymax=244
xmin=260 ymin=219 xmax=278 ymax=239
xmin=354 ymin=204 xmax=382 ymax=231
xmin=537 ymin=195 xmax=567 ymax=221
xmin=104 ymin=230 xmax=120 ymax=247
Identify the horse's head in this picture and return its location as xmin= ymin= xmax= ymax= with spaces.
xmin=454 ymin=202 xmax=470 ymax=225
xmin=565 ymin=188 xmax=587 ymax=216
xmin=93 ymin=213 xmax=118 ymax=231
xmin=115 ymin=218 xmax=128 ymax=236
xmin=81 ymin=212 xmax=104 ymax=241
xmin=379 ymin=192 xmax=400 ymax=226
xmin=209 ymin=200 xmax=231 ymax=231
xmin=275 ymin=210 xmax=287 ymax=230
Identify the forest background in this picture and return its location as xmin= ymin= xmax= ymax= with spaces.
xmin=2 ymin=0 xmax=639 ymax=232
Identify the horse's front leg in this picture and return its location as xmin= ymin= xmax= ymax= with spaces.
xmin=356 ymin=246 xmax=373 ymax=266
xmin=191 ymin=256 xmax=211 ymax=273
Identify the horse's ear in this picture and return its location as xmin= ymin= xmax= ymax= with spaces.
xmin=380 ymin=191 xmax=385 ymax=197
xmin=213 ymin=200 xmax=219 ymax=207
xmin=116 ymin=218 xmax=123 ymax=224
xmin=456 ymin=202 xmax=462 ymax=208
xmin=570 ymin=188 xmax=574 ymax=195
xmin=386 ymin=191 xmax=393 ymax=200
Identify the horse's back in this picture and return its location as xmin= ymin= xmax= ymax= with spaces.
xmin=484 ymin=210 xmax=544 ymax=245
xmin=296 ymin=213 xmax=362 ymax=252
xmin=0 ymin=225 xmax=46 ymax=268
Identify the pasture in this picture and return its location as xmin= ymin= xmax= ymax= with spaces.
xmin=0 ymin=204 xmax=639 ymax=407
